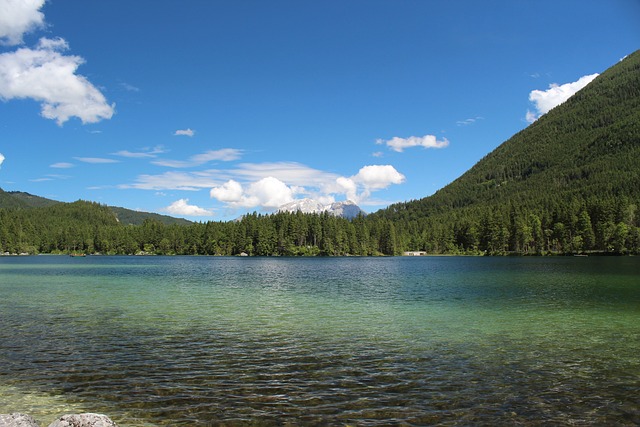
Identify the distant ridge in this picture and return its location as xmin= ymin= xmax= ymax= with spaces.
xmin=0 ymin=188 xmax=191 ymax=226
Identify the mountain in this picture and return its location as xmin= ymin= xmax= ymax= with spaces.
xmin=278 ymin=198 xmax=367 ymax=219
xmin=374 ymin=50 xmax=640 ymax=224
xmin=0 ymin=188 xmax=191 ymax=226
xmin=1 ymin=190 xmax=59 ymax=208
xmin=109 ymin=206 xmax=192 ymax=226
xmin=326 ymin=200 xmax=367 ymax=219
xmin=0 ymin=188 xmax=60 ymax=209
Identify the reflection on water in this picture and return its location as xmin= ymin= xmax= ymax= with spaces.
xmin=0 ymin=256 xmax=639 ymax=426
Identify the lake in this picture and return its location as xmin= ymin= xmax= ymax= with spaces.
xmin=0 ymin=256 xmax=639 ymax=426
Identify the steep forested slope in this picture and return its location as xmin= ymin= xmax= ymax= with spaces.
xmin=377 ymin=50 xmax=640 ymax=220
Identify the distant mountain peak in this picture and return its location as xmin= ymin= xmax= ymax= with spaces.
xmin=278 ymin=198 xmax=366 ymax=219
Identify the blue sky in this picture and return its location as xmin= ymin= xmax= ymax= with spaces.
xmin=0 ymin=0 xmax=638 ymax=221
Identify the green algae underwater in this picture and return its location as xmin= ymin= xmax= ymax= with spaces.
xmin=1 ymin=255 xmax=638 ymax=426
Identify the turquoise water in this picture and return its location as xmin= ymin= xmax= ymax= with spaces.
xmin=0 ymin=256 xmax=639 ymax=426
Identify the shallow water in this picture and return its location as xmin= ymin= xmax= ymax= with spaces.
xmin=0 ymin=256 xmax=639 ymax=426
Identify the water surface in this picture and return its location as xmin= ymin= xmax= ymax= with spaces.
xmin=1 ymin=256 xmax=639 ymax=425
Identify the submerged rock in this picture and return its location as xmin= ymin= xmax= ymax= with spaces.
xmin=47 ymin=414 xmax=117 ymax=427
xmin=0 ymin=413 xmax=41 ymax=427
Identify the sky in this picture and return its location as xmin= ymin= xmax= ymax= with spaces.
xmin=0 ymin=0 xmax=638 ymax=221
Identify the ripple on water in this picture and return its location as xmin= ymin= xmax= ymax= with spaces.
xmin=0 ymin=256 xmax=639 ymax=426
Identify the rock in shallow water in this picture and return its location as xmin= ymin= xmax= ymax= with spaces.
xmin=47 ymin=414 xmax=117 ymax=427
xmin=0 ymin=413 xmax=41 ymax=427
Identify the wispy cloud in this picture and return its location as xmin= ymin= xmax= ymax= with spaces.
xmin=0 ymin=152 xmax=5 ymax=168
xmin=456 ymin=116 xmax=483 ymax=126
xmin=74 ymin=157 xmax=119 ymax=164
xmin=376 ymin=134 xmax=449 ymax=152
xmin=50 ymin=162 xmax=74 ymax=168
xmin=113 ymin=146 xmax=165 ymax=159
xmin=124 ymin=159 xmax=407 ymax=212
xmin=174 ymin=128 xmax=195 ymax=137
xmin=152 ymin=148 xmax=243 ymax=168
xmin=526 ymin=73 xmax=599 ymax=123
xmin=120 ymin=82 xmax=140 ymax=92
xmin=119 ymin=171 xmax=223 ymax=191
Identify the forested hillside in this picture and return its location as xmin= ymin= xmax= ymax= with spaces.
xmin=371 ymin=50 xmax=640 ymax=254
xmin=1 ymin=51 xmax=638 ymax=256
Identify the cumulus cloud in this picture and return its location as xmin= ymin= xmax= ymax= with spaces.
xmin=0 ymin=0 xmax=45 ymax=45
xmin=337 ymin=165 xmax=406 ymax=203
xmin=209 ymin=179 xmax=244 ymax=202
xmin=0 ymin=152 xmax=5 ymax=167
xmin=174 ymin=128 xmax=195 ymax=137
xmin=209 ymin=164 xmax=405 ymax=210
xmin=210 ymin=177 xmax=295 ymax=209
xmin=124 ymin=160 xmax=406 ymax=213
xmin=163 ymin=198 xmax=212 ymax=217
xmin=336 ymin=176 xmax=358 ymax=201
xmin=0 ymin=37 xmax=115 ymax=124
xmin=354 ymin=165 xmax=405 ymax=189
xmin=377 ymin=134 xmax=449 ymax=152
xmin=526 ymin=73 xmax=599 ymax=123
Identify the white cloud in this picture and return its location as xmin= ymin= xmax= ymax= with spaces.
xmin=0 ymin=37 xmax=115 ymax=124
xmin=377 ymin=134 xmax=449 ymax=152
xmin=209 ymin=164 xmax=405 ymax=209
xmin=0 ymin=152 xmax=5 ymax=167
xmin=526 ymin=73 xmax=599 ymax=123
xmin=0 ymin=0 xmax=45 ymax=45
xmin=209 ymin=179 xmax=244 ymax=202
xmin=456 ymin=116 xmax=483 ymax=126
xmin=113 ymin=146 xmax=165 ymax=158
xmin=50 ymin=162 xmax=74 ymax=168
xmin=191 ymin=149 xmax=242 ymax=163
xmin=125 ymin=161 xmax=406 ymax=213
xmin=336 ymin=176 xmax=358 ymax=201
xmin=354 ymin=165 xmax=405 ymax=189
xmin=153 ymin=148 xmax=243 ymax=168
xmin=174 ymin=128 xmax=195 ymax=137
xmin=114 ymin=150 xmax=156 ymax=159
xmin=74 ymin=157 xmax=119 ymax=164
xmin=120 ymin=82 xmax=139 ymax=92
xmin=335 ymin=165 xmax=405 ymax=203
xmin=210 ymin=177 xmax=295 ymax=209
xmin=121 ymin=171 xmax=222 ymax=191
xmin=246 ymin=177 xmax=295 ymax=208
xmin=163 ymin=198 xmax=212 ymax=217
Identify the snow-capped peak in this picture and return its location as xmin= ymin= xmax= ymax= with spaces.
xmin=277 ymin=198 xmax=366 ymax=219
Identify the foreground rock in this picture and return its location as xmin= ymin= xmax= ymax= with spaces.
xmin=0 ymin=413 xmax=40 ymax=427
xmin=0 ymin=413 xmax=117 ymax=427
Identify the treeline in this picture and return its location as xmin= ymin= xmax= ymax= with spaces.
xmin=0 ymin=196 xmax=638 ymax=256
